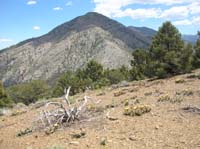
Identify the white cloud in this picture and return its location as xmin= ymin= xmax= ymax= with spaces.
xmin=192 ymin=17 xmax=200 ymax=25
xmin=0 ymin=38 xmax=13 ymax=43
xmin=188 ymin=2 xmax=200 ymax=15
xmin=173 ymin=19 xmax=192 ymax=26
xmin=92 ymin=0 xmax=199 ymax=21
xmin=115 ymin=8 xmax=161 ymax=19
xmin=27 ymin=0 xmax=37 ymax=5
xmin=173 ymin=17 xmax=200 ymax=26
xmin=33 ymin=26 xmax=40 ymax=30
xmin=160 ymin=6 xmax=189 ymax=20
xmin=129 ymin=0 xmax=187 ymax=5
xmin=66 ymin=1 xmax=72 ymax=6
xmin=93 ymin=0 xmax=134 ymax=17
xmin=53 ymin=7 xmax=63 ymax=11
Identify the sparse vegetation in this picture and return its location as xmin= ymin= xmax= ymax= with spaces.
xmin=170 ymin=96 xmax=183 ymax=103
xmin=176 ymin=89 xmax=194 ymax=96
xmin=17 ymin=127 xmax=32 ymax=137
xmin=157 ymin=95 xmax=171 ymax=102
xmin=114 ymin=91 xmax=126 ymax=97
xmin=11 ymin=109 xmax=27 ymax=116
xmin=158 ymin=94 xmax=184 ymax=103
xmin=124 ymin=105 xmax=151 ymax=116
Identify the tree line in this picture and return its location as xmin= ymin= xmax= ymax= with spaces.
xmin=0 ymin=21 xmax=200 ymax=107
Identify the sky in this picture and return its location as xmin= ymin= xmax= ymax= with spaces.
xmin=0 ymin=0 xmax=199 ymax=50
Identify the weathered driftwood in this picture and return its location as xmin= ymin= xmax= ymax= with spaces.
xmin=36 ymin=87 xmax=90 ymax=128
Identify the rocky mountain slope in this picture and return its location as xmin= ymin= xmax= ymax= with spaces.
xmin=0 ymin=12 xmax=151 ymax=86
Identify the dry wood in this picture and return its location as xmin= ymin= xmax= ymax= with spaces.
xmin=35 ymin=87 xmax=91 ymax=129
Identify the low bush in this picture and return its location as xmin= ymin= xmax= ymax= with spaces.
xmin=17 ymin=127 xmax=32 ymax=137
xmin=157 ymin=95 xmax=171 ymax=102
xmin=0 ymin=81 xmax=13 ymax=108
xmin=7 ymin=80 xmax=50 ymax=105
xmin=124 ymin=105 xmax=151 ymax=116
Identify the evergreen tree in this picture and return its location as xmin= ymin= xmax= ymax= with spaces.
xmin=53 ymin=71 xmax=84 ymax=96
xmin=84 ymin=60 xmax=104 ymax=82
xmin=181 ymin=43 xmax=193 ymax=72
xmin=131 ymin=49 xmax=150 ymax=80
xmin=130 ymin=21 xmax=194 ymax=79
xmin=149 ymin=21 xmax=185 ymax=77
xmin=193 ymin=31 xmax=200 ymax=68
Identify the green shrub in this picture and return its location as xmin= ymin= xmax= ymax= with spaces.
xmin=7 ymin=80 xmax=50 ymax=105
xmin=105 ymin=69 xmax=126 ymax=84
xmin=0 ymin=81 xmax=13 ymax=108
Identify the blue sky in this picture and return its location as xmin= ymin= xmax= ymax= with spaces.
xmin=0 ymin=0 xmax=199 ymax=50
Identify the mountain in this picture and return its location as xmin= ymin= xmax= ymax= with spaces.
xmin=182 ymin=35 xmax=198 ymax=45
xmin=0 ymin=12 xmax=151 ymax=86
xmin=128 ymin=26 xmax=157 ymax=40
xmin=129 ymin=26 xmax=198 ymax=44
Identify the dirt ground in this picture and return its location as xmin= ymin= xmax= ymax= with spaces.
xmin=0 ymin=70 xmax=200 ymax=149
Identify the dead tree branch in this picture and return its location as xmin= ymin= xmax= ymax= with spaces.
xmin=35 ymin=87 xmax=91 ymax=129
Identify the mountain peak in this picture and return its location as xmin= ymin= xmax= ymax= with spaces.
xmin=0 ymin=12 xmax=151 ymax=86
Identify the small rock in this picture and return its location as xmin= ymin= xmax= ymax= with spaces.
xmin=69 ymin=141 xmax=79 ymax=145
xmin=71 ymin=131 xmax=86 ymax=138
xmin=100 ymin=138 xmax=107 ymax=146
xmin=129 ymin=135 xmax=136 ymax=141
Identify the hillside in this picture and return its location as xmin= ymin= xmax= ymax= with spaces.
xmin=0 ymin=12 xmax=151 ymax=86
xmin=128 ymin=26 xmax=157 ymax=40
xmin=130 ymin=26 xmax=198 ymax=44
xmin=182 ymin=34 xmax=199 ymax=44
xmin=0 ymin=69 xmax=200 ymax=148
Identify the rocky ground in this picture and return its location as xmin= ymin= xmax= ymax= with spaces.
xmin=0 ymin=69 xmax=200 ymax=149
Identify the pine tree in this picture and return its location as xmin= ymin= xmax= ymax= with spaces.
xmin=149 ymin=21 xmax=185 ymax=77
xmin=193 ymin=31 xmax=200 ymax=68
xmin=130 ymin=49 xmax=149 ymax=80
xmin=85 ymin=60 xmax=104 ymax=82
xmin=181 ymin=43 xmax=193 ymax=72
